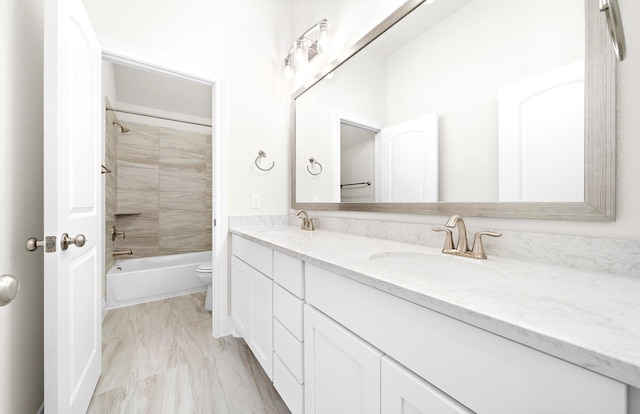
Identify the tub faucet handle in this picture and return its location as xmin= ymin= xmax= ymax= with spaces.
xmin=111 ymin=225 xmax=125 ymax=241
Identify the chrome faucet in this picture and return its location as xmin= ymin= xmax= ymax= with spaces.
xmin=446 ymin=214 xmax=469 ymax=253
xmin=296 ymin=209 xmax=316 ymax=231
xmin=432 ymin=215 xmax=502 ymax=259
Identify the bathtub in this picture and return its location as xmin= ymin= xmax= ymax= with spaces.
xmin=106 ymin=251 xmax=211 ymax=309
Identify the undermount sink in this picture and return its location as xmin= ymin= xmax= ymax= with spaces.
xmin=368 ymin=251 xmax=510 ymax=283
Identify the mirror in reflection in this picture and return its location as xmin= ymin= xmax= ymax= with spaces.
xmin=295 ymin=0 xmax=585 ymax=204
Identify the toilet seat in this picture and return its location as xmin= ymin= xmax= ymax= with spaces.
xmin=197 ymin=262 xmax=213 ymax=273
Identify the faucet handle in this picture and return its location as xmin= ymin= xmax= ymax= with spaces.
xmin=111 ymin=226 xmax=125 ymax=241
xmin=432 ymin=226 xmax=454 ymax=251
xmin=471 ymin=231 xmax=502 ymax=259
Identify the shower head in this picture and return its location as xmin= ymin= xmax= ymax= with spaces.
xmin=113 ymin=121 xmax=130 ymax=134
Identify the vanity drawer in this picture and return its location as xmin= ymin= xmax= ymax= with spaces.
xmin=274 ymin=283 xmax=304 ymax=340
xmin=305 ymin=263 xmax=626 ymax=414
xmin=274 ymin=251 xmax=304 ymax=299
xmin=231 ymin=235 xmax=272 ymax=278
xmin=273 ymin=353 xmax=304 ymax=414
xmin=274 ymin=318 xmax=304 ymax=383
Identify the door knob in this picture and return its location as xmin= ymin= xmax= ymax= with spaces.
xmin=61 ymin=233 xmax=86 ymax=251
xmin=0 ymin=274 xmax=20 ymax=306
xmin=25 ymin=236 xmax=57 ymax=252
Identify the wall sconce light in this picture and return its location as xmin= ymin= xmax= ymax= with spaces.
xmin=285 ymin=19 xmax=330 ymax=79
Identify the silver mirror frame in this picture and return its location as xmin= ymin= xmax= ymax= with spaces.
xmin=291 ymin=0 xmax=615 ymax=221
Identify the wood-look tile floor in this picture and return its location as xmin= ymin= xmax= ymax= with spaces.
xmin=88 ymin=292 xmax=290 ymax=414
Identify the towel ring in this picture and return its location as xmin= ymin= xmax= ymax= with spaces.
xmin=600 ymin=0 xmax=626 ymax=61
xmin=307 ymin=157 xmax=323 ymax=176
xmin=255 ymin=150 xmax=275 ymax=171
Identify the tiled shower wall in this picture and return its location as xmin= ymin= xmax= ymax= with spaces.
xmin=113 ymin=122 xmax=212 ymax=259
xmin=105 ymin=109 xmax=118 ymax=276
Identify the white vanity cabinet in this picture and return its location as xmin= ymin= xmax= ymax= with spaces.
xmin=230 ymin=231 xmax=630 ymax=414
xmin=305 ymin=263 xmax=627 ymax=414
xmin=230 ymin=235 xmax=273 ymax=379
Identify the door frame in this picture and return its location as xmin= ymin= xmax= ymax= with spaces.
xmin=332 ymin=110 xmax=383 ymax=202
xmin=99 ymin=37 xmax=230 ymax=337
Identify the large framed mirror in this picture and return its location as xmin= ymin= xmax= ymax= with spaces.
xmin=292 ymin=0 xmax=615 ymax=221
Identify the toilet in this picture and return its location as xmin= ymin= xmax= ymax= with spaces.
xmin=196 ymin=262 xmax=213 ymax=311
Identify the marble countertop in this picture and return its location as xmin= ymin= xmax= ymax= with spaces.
xmin=230 ymin=225 xmax=640 ymax=389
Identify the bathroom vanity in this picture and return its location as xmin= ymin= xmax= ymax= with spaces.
xmin=230 ymin=226 xmax=640 ymax=414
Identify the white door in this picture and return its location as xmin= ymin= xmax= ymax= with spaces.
xmin=378 ymin=113 xmax=438 ymax=202
xmin=304 ymin=304 xmax=382 ymax=414
xmin=498 ymin=61 xmax=584 ymax=202
xmin=43 ymin=0 xmax=102 ymax=412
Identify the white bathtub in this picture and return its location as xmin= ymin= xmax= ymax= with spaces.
xmin=106 ymin=251 xmax=211 ymax=309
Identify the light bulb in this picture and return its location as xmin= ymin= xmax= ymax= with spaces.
xmin=293 ymin=39 xmax=307 ymax=67
xmin=284 ymin=58 xmax=294 ymax=80
xmin=317 ymin=21 xmax=329 ymax=54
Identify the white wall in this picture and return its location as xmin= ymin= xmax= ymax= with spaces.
xmin=292 ymin=0 xmax=640 ymax=241
xmin=102 ymin=60 xmax=118 ymax=104
xmin=83 ymin=0 xmax=293 ymax=216
xmin=0 ymin=0 xmax=45 ymax=412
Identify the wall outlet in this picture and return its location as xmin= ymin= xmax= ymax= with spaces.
xmin=251 ymin=193 xmax=261 ymax=209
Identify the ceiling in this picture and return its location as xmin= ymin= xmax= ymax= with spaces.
xmin=112 ymin=63 xmax=212 ymax=121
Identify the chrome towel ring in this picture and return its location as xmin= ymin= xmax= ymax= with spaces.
xmin=307 ymin=157 xmax=323 ymax=176
xmin=255 ymin=150 xmax=275 ymax=171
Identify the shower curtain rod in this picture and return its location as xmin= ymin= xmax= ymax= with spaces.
xmin=106 ymin=108 xmax=212 ymax=128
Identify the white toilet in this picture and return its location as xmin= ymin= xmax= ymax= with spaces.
xmin=196 ymin=262 xmax=213 ymax=311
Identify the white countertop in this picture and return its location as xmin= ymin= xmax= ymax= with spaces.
xmin=230 ymin=225 xmax=640 ymax=389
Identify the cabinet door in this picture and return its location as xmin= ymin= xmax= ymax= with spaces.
xmin=304 ymin=305 xmax=382 ymax=414
xmin=248 ymin=265 xmax=273 ymax=379
xmin=231 ymin=256 xmax=250 ymax=338
xmin=231 ymin=256 xmax=273 ymax=379
xmin=381 ymin=357 xmax=474 ymax=414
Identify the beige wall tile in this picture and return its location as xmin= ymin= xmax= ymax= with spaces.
xmin=118 ymin=165 xmax=159 ymax=191
xmin=111 ymin=125 xmax=212 ymax=259
xmin=117 ymin=189 xmax=158 ymax=214
xmin=159 ymin=192 xmax=207 ymax=212
xmin=159 ymin=168 xmax=206 ymax=193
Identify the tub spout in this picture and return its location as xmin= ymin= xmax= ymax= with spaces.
xmin=113 ymin=249 xmax=133 ymax=257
